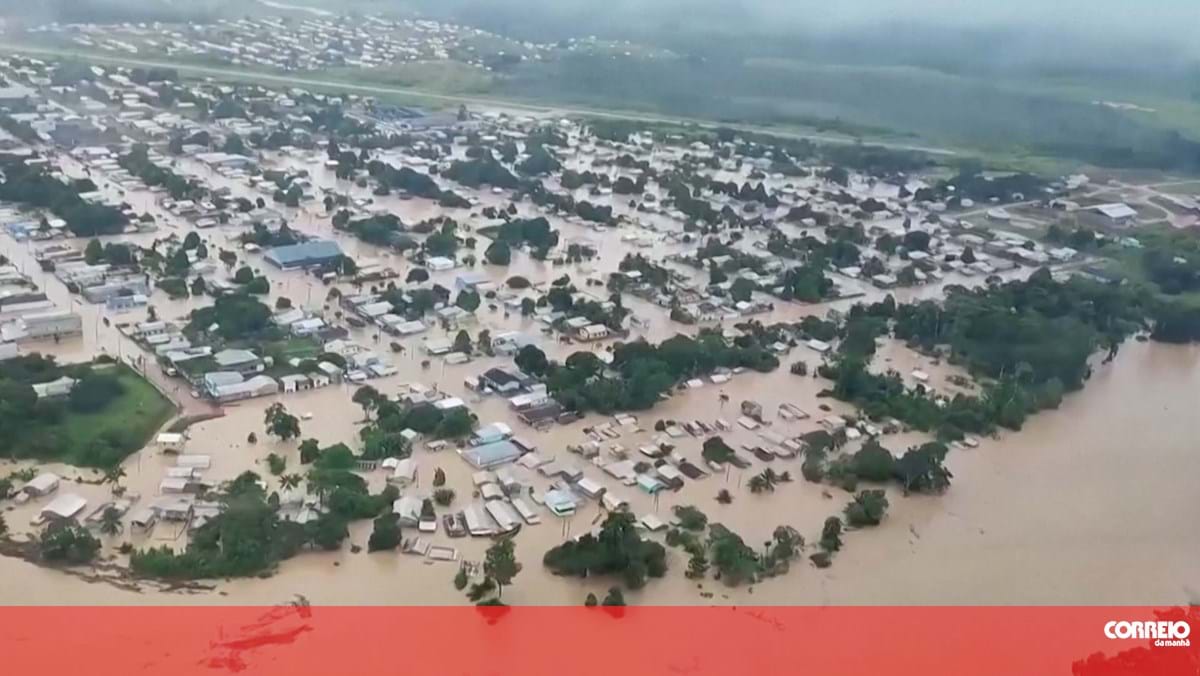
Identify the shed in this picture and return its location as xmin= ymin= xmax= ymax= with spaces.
xmin=602 ymin=492 xmax=628 ymax=511
xmin=575 ymin=477 xmax=605 ymax=498
xmin=463 ymin=503 xmax=496 ymax=535
xmin=543 ymin=489 xmax=578 ymax=516
xmin=392 ymin=496 xmax=423 ymax=527
xmin=485 ymin=501 xmax=521 ymax=532
xmin=159 ymin=477 xmax=189 ymax=494
xmin=155 ymin=432 xmax=186 ymax=450
xmin=176 ymin=455 xmax=211 ymax=469
xmin=23 ymin=472 xmax=60 ymax=497
xmin=40 ymin=493 xmax=87 ymax=520
xmin=129 ymin=506 xmax=157 ymax=530
xmin=511 ymin=497 xmax=541 ymax=525
xmin=461 ymin=440 xmax=522 ymax=469
xmin=636 ymin=474 xmax=665 ymax=494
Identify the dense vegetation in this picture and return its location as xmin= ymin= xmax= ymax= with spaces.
xmin=119 ymin=144 xmax=204 ymax=201
xmin=523 ymin=330 xmax=779 ymax=414
xmin=812 ymin=269 xmax=1195 ymax=440
xmin=543 ymin=511 xmax=667 ymax=589
xmin=477 ymin=217 xmax=560 ymax=259
xmin=131 ymin=470 xmax=397 ymax=579
xmin=186 ymin=294 xmax=277 ymax=342
xmin=0 ymin=157 xmax=126 ymax=236
xmin=0 ymin=356 xmax=173 ymax=467
xmin=353 ymin=387 xmax=476 ymax=460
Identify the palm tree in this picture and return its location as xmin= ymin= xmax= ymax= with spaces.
xmin=103 ymin=466 xmax=126 ymax=490
xmin=749 ymin=469 xmax=777 ymax=494
xmin=0 ymin=514 xmax=8 ymax=538
xmin=279 ymin=473 xmax=303 ymax=492
xmin=99 ymin=507 xmax=122 ymax=536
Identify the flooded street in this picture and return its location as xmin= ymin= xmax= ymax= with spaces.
xmin=0 ymin=121 xmax=1195 ymax=608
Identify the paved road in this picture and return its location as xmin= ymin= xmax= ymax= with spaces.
xmin=0 ymin=41 xmax=959 ymax=157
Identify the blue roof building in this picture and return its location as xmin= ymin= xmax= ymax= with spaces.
xmin=264 ymin=240 xmax=343 ymax=269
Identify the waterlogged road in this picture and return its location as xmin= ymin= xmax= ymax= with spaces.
xmin=0 ymin=41 xmax=959 ymax=157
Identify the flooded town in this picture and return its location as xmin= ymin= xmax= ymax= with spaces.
xmin=0 ymin=38 xmax=1197 ymax=609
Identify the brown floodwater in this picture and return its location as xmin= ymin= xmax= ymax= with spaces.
xmin=0 ymin=148 xmax=1196 ymax=607
xmin=1 ymin=337 xmax=1196 ymax=606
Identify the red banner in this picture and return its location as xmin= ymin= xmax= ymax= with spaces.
xmin=2 ymin=605 xmax=1195 ymax=675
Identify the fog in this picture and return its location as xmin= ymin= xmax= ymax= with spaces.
xmin=13 ymin=0 xmax=1200 ymax=68
xmin=410 ymin=0 xmax=1200 ymax=59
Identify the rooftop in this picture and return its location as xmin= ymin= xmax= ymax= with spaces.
xmin=265 ymin=239 xmax=343 ymax=266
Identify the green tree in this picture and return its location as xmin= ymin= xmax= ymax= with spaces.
xmin=844 ymin=489 xmax=889 ymax=527
xmin=433 ymin=488 xmax=455 ymax=506
xmin=39 ymin=520 xmax=100 ymax=564
xmin=308 ymin=512 xmax=349 ymax=551
xmin=453 ymin=330 xmax=473 ymax=354
xmin=455 ymin=290 xmax=481 ymax=313
xmin=730 ymin=277 xmax=756 ymax=303
xmin=368 ymin=513 xmax=402 ymax=552
xmin=709 ymin=265 xmax=728 ymax=285
xmin=352 ymin=385 xmax=383 ymax=421
xmin=298 ymin=438 xmax=320 ymax=464
xmin=234 ymin=266 xmax=255 ymax=284
xmin=819 ymin=517 xmax=843 ymax=552
xmin=98 ymin=506 xmax=123 ymax=536
xmin=84 ymin=239 xmax=104 ymax=264
xmin=103 ymin=465 xmax=127 ymax=489
xmin=851 ymin=439 xmax=896 ymax=482
xmin=266 ymin=453 xmax=287 ymax=476
xmin=602 ymin=587 xmax=626 ymax=606
xmin=707 ymin=524 xmax=759 ymax=586
xmin=485 ymin=239 xmax=512 ymax=265
xmin=672 ymin=505 xmax=708 ymax=531
xmin=484 ymin=538 xmax=521 ymax=599
xmin=435 ymin=408 xmax=474 ymax=438
xmin=515 ymin=345 xmax=549 ymax=377
xmin=264 ymin=403 xmax=301 ymax=441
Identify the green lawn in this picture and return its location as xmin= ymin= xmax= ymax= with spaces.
xmin=57 ymin=366 xmax=177 ymax=466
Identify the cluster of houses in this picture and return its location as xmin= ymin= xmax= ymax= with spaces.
xmin=0 ymin=261 xmax=82 ymax=346
xmin=32 ymin=15 xmax=559 ymax=75
xmin=127 ymin=312 xmax=395 ymax=402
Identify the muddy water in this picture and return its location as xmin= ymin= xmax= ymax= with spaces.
xmin=1 ymin=338 xmax=1196 ymax=606
xmin=0 ymin=150 xmax=1197 ymax=606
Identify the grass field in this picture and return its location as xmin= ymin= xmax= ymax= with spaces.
xmin=322 ymin=61 xmax=497 ymax=96
xmin=57 ymin=365 xmax=176 ymax=466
